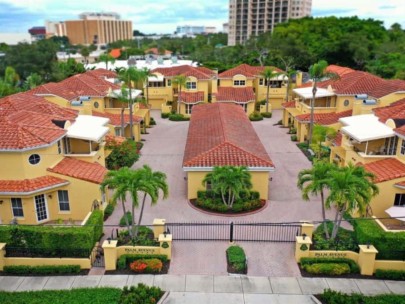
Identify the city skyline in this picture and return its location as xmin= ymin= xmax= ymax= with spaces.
xmin=0 ymin=0 xmax=404 ymax=34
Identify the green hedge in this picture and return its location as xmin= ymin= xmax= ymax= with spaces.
xmin=117 ymin=254 xmax=168 ymax=270
xmin=161 ymin=113 xmax=170 ymax=119
xmin=300 ymin=257 xmax=360 ymax=273
xmin=120 ymin=284 xmax=163 ymax=304
xmin=319 ymin=289 xmax=405 ymax=304
xmin=303 ymin=263 xmax=351 ymax=275
xmin=354 ymin=219 xmax=405 ymax=260
xmin=249 ymin=112 xmax=263 ymax=121
xmin=84 ymin=209 xmax=104 ymax=244
xmin=104 ymin=204 xmax=115 ymax=220
xmin=149 ymin=117 xmax=156 ymax=125
xmin=3 ymin=265 xmax=81 ymax=275
xmin=375 ymin=269 xmax=405 ymax=280
xmin=227 ymin=245 xmax=246 ymax=272
xmin=169 ymin=113 xmax=190 ymax=121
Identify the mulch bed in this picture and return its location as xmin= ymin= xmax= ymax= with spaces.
xmin=189 ymin=199 xmax=266 ymax=216
xmin=105 ymin=261 xmax=170 ymax=275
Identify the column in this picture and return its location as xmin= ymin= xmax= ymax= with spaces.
xmin=295 ymin=236 xmax=312 ymax=263
xmin=153 ymin=218 xmax=166 ymax=239
xmin=358 ymin=245 xmax=378 ymax=276
xmin=102 ymin=240 xmax=118 ymax=271
xmin=159 ymin=234 xmax=172 ymax=260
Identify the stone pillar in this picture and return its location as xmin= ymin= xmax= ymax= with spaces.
xmin=102 ymin=240 xmax=118 ymax=271
xmin=158 ymin=234 xmax=172 ymax=260
xmin=358 ymin=245 xmax=378 ymax=276
xmin=153 ymin=218 xmax=166 ymax=239
xmin=295 ymin=236 xmax=312 ymax=263
xmin=0 ymin=243 xmax=6 ymax=271
xmin=300 ymin=222 xmax=315 ymax=239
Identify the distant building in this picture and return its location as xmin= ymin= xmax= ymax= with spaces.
xmin=28 ymin=26 xmax=46 ymax=41
xmin=228 ymin=0 xmax=312 ymax=45
xmin=175 ymin=25 xmax=217 ymax=36
xmin=0 ymin=33 xmax=31 ymax=45
xmin=222 ymin=23 xmax=229 ymax=33
xmin=46 ymin=12 xmax=132 ymax=45
xmin=204 ymin=27 xmax=217 ymax=34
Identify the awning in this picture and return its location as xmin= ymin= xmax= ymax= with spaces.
xmin=340 ymin=114 xmax=395 ymax=142
xmin=67 ymin=115 xmax=109 ymax=142
xmin=293 ymin=87 xmax=335 ymax=99
xmin=385 ymin=206 xmax=405 ymax=222
xmin=108 ymin=88 xmax=142 ymax=98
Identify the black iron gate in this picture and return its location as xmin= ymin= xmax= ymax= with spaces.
xmin=166 ymin=221 xmax=301 ymax=242
xmin=91 ymin=245 xmax=105 ymax=267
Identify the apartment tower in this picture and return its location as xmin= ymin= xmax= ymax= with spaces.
xmin=228 ymin=0 xmax=312 ymax=45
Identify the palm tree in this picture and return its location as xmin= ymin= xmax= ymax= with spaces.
xmin=307 ymin=60 xmax=339 ymax=145
xmin=260 ymin=67 xmax=283 ymax=113
xmin=139 ymin=68 xmax=156 ymax=108
xmin=118 ymin=67 xmax=142 ymax=139
xmin=101 ymin=165 xmax=168 ymax=241
xmin=326 ymin=164 xmax=379 ymax=239
xmin=297 ymin=161 xmax=338 ymax=239
xmin=284 ymin=68 xmax=297 ymax=102
xmin=203 ymin=166 xmax=252 ymax=208
xmin=173 ymin=74 xmax=188 ymax=114
xmin=312 ymin=124 xmax=336 ymax=159
xmin=99 ymin=53 xmax=116 ymax=70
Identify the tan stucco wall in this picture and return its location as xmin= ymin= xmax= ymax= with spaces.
xmin=3 ymin=257 xmax=91 ymax=269
xmin=368 ymin=179 xmax=405 ymax=218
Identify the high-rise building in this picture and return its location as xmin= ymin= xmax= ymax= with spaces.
xmin=46 ymin=12 xmax=132 ymax=45
xmin=228 ymin=0 xmax=312 ymax=45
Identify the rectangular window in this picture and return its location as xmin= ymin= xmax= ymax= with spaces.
xmin=259 ymin=79 xmax=264 ymax=86
xmin=114 ymin=128 xmax=122 ymax=136
xmin=35 ymin=194 xmax=48 ymax=222
xmin=233 ymin=80 xmax=246 ymax=86
xmin=186 ymin=82 xmax=197 ymax=89
xmin=57 ymin=140 xmax=62 ymax=154
xmin=401 ymin=140 xmax=405 ymax=155
xmin=63 ymin=137 xmax=71 ymax=154
xmin=185 ymin=104 xmax=193 ymax=115
xmin=58 ymin=190 xmax=70 ymax=211
xmin=167 ymin=79 xmax=171 ymax=86
xmin=394 ymin=193 xmax=405 ymax=206
xmin=11 ymin=198 xmax=24 ymax=218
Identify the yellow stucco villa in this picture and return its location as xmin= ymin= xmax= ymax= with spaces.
xmin=0 ymin=92 xmax=109 ymax=225
xmin=183 ymin=103 xmax=275 ymax=200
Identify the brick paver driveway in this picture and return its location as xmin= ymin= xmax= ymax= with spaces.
xmin=105 ymin=110 xmax=334 ymax=276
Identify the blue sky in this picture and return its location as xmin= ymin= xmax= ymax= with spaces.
xmin=0 ymin=0 xmax=404 ymax=34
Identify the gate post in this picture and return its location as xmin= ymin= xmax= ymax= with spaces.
xmin=300 ymin=221 xmax=314 ymax=239
xmin=295 ymin=235 xmax=312 ymax=262
xmin=153 ymin=218 xmax=166 ymax=240
xmin=102 ymin=240 xmax=118 ymax=271
xmin=229 ymin=222 xmax=234 ymax=243
xmin=0 ymin=243 xmax=6 ymax=271
xmin=159 ymin=233 xmax=172 ymax=260
xmin=358 ymin=245 xmax=378 ymax=276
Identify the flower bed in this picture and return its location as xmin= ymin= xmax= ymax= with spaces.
xmin=108 ymin=254 xmax=170 ymax=275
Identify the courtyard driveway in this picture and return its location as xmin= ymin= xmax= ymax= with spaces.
xmin=105 ymin=110 xmax=335 ymax=276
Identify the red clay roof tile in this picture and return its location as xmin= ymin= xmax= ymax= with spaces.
xmin=333 ymin=132 xmax=343 ymax=146
xmin=215 ymin=87 xmax=255 ymax=103
xmin=282 ymin=101 xmax=295 ymax=108
xmin=0 ymin=176 xmax=69 ymax=194
xmin=364 ymin=158 xmax=405 ymax=183
xmin=48 ymin=157 xmax=107 ymax=184
xmin=218 ymin=64 xmax=283 ymax=78
xmin=152 ymin=65 xmax=214 ymax=80
xmin=296 ymin=110 xmax=352 ymax=125
xmin=178 ymin=91 xmax=205 ymax=104
xmin=183 ymin=103 xmax=274 ymax=168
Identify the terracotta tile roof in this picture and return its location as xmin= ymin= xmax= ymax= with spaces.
xmin=282 ymin=101 xmax=295 ymax=108
xmin=105 ymin=134 xmax=126 ymax=146
xmin=333 ymin=132 xmax=342 ymax=146
xmin=109 ymin=49 xmax=121 ymax=59
xmin=218 ymin=64 xmax=283 ymax=78
xmin=152 ymin=65 xmax=214 ymax=80
xmin=215 ymin=87 xmax=255 ymax=103
xmin=364 ymin=158 xmax=405 ymax=183
xmin=0 ymin=93 xmax=78 ymax=150
xmin=0 ymin=176 xmax=69 ymax=194
xmin=85 ymin=68 xmax=117 ymax=79
xmin=394 ymin=180 xmax=405 ymax=188
xmin=296 ymin=110 xmax=352 ymax=125
xmin=178 ymin=91 xmax=204 ymax=104
xmin=183 ymin=103 xmax=274 ymax=168
xmin=93 ymin=111 xmax=142 ymax=126
xmin=326 ymin=65 xmax=355 ymax=77
xmin=48 ymin=157 xmax=108 ymax=184
xmin=374 ymin=99 xmax=405 ymax=123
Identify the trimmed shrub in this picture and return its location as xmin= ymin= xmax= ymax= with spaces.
xmin=354 ymin=219 xmax=405 ymax=260
xmin=249 ymin=112 xmax=263 ymax=121
xmin=227 ymin=245 xmax=246 ymax=272
xmin=375 ymin=269 xmax=405 ymax=280
xmin=120 ymin=284 xmax=163 ymax=304
xmin=300 ymin=257 xmax=360 ymax=274
xmin=312 ymin=222 xmax=358 ymax=252
xmin=149 ymin=117 xmax=156 ymax=125
xmin=3 ymin=265 xmax=81 ymax=275
xmin=119 ymin=212 xmax=133 ymax=227
xmin=106 ymin=139 xmax=140 ymax=170
xmin=261 ymin=112 xmax=272 ymax=118
xmin=320 ymin=289 xmax=405 ymax=304
xmin=291 ymin=135 xmax=298 ymax=141
xmin=104 ymin=204 xmax=115 ymax=220
xmin=84 ymin=209 xmax=104 ymax=244
xmin=129 ymin=259 xmax=163 ymax=273
xmin=161 ymin=112 xmax=170 ymax=119
xmin=303 ymin=263 xmax=350 ymax=275
xmin=169 ymin=113 xmax=190 ymax=121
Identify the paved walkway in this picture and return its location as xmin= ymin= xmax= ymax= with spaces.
xmin=1 ymin=275 xmax=404 ymax=303
xmin=102 ymin=110 xmax=349 ymax=276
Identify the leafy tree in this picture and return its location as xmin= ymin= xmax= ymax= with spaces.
xmin=308 ymin=60 xmax=339 ymax=145
xmin=203 ymin=166 xmax=253 ymax=208
xmin=311 ymin=125 xmax=336 ymax=159
xmin=173 ymin=74 xmax=188 ymax=113
xmin=99 ymin=53 xmax=116 ymax=70
xmin=0 ymin=66 xmax=20 ymax=97
xmin=80 ymin=46 xmax=90 ymax=64
xmin=260 ymin=67 xmax=283 ymax=113
xmin=297 ymin=161 xmax=337 ymax=239
xmin=105 ymin=139 xmax=140 ymax=170
xmin=326 ymin=164 xmax=379 ymax=239
xmin=51 ymin=58 xmax=85 ymax=81
xmin=101 ymin=165 xmax=168 ymax=240
xmin=23 ymin=73 xmax=43 ymax=90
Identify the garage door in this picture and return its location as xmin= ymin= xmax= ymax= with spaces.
xmin=148 ymin=98 xmax=166 ymax=110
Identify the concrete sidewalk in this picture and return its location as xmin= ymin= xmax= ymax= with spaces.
xmin=0 ymin=275 xmax=404 ymax=303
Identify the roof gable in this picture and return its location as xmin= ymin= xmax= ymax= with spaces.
xmin=364 ymin=158 xmax=405 ymax=183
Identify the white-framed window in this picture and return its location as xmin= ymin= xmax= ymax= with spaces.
xmin=63 ymin=137 xmax=71 ymax=154
xmin=185 ymin=104 xmax=193 ymax=115
xmin=57 ymin=140 xmax=62 ymax=154
xmin=186 ymin=82 xmax=197 ymax=89
xmin=394 ymin=193 xmax=405 ymax=206
xmin=58 ymin=190 xmax=70 ymax=212
xmin=233 ymin=80 xmax=246 ymax=86
xmin=401 ymin=139 xmax=405 ymax=155
xmin=259 ymin=79 xmax=264 ymax=86
xmin=35 ymin=194 xmax=48 ymax=222
xmin=11 ymin=198 xmax=24 ymax=218
xmin=114 ymin=128 xmax=122 ymax=136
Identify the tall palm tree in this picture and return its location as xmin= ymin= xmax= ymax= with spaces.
xmin=284 ymin=68 xmax=297 ymax=102
xmin=203 ymin=166 xmax=252 ymax=208
xmin=307 ymin=60 xmax=339 ymax=145
xmin=139 ymin=67 xmax=156 ymax=108
xmin=101 ymin=165 xmax=168 ymax=241
xmin=118 ymin=67 xmax=142 ymax=139
xmin=173 ymin=74 xmax=188 ymax=114
xmin=297 ymin=161 xmax=337 ymax=239
xmin=260 ymin=67 xmax=283 ymax=113
xmin=326 ymin=164 xmax=379 ymax=239
xmin=99 ymin=53 xmax=116 ymax=70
